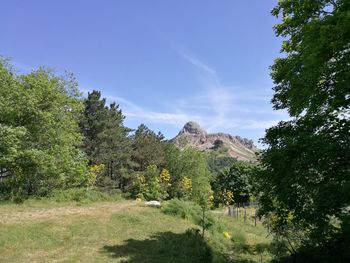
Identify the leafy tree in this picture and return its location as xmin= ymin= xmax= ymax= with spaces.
xmin=165 ymin=146 xmax=212 ymax=201
xmin=165 ymin=147 xmax=214 ymax=238
xmin=258 ymin=0 xmax=350 ymax=257
xmin=194 ymin=184 xmax=214 ymax=238
xmin=212 ymin=161 xmax=257 ymax=205
xmin=0 ymin=59 xmax=89 ymax=200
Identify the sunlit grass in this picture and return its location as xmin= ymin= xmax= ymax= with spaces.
xmin=0 ymin=201 xmax=273 ymax=262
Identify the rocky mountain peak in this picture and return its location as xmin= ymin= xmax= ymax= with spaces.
xmin=178 ymin=121 xmax=207 ymax=136
xmin=172 ymin=121 xmax=257 ymax=161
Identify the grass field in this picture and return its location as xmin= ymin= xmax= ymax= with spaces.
xmin=0 ymin=200 xmax=273 ymax=262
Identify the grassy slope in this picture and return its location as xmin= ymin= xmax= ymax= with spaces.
xmin=0 ymin=201 xmax=272 ymax=263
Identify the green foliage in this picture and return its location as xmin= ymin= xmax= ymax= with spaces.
xmin=163 ymin=147 xmax=214 ymax=236
xmin=212 ymin=161 xmax=258 ymax=205
xmin=79 ymin=90 xmax=107 ymax=163
xmin=162 ymin=198 xmax=202 ymax=220
xmin=165 ymin=146 xmax=212 ymax=201
xmin=130 ymin=166 xmax=172 ymax=201
xmin=162 ymin=199 xmax=216 ymax=231
xmin=130 ymin=165 xmax=159 ymax=200
xmin=0 ymin=60 xmax=89 ymax=200
xmin=80 ymin=90 xmax=133 ymax=189
xmin=162 ymin=199 xmax=273 ymax=261
xmin=87 ymin=164 xmax=105 ymax=187
xmin=131 ymin=124 xmax=166 ymax=171
xmin=258 ymin=0 xmax=350 ymax=258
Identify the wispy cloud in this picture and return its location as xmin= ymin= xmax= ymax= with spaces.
xmin=178 ymin=50 xmax=217 ymax=78
xmin=105 ymin=95 xmax=204 ymax=126
xmin=176 ymin=50 xmax=279 ymax=132
xmin=80 ymin=50 xmax=288 ymax=144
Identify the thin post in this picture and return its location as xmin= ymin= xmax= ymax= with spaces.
xmin=254 ymin=209 xmax=257 ymax=227
xmin=244 ymin=208 xmax=247 ymax=224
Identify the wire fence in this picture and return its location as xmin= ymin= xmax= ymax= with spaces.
xmin=226 ymin=203 xmax=259 ymax=227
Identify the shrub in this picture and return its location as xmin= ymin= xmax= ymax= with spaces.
xmin=162 ymin=199 xmax=216 ymax=230
xmin=162 ymin=198 xmax=200 ymax=220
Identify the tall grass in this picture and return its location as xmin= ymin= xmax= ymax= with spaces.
xmin=49 ymin=188 xmax=122 ymax=203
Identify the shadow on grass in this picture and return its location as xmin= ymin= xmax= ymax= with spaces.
xmin=101 ymin=228 xmax=213 ymax=263
xmin=232 ymin=243 xmax=275 ymax=263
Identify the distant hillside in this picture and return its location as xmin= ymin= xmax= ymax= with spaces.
xmin=171 ymin=121 xmax=257 ymax=161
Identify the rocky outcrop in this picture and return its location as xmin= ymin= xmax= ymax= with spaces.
xmin=171 ymin=122 xmax=257 ymax=161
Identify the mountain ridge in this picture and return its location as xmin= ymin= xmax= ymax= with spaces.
xmin=171 ymin=121 xmax=257 ymax=161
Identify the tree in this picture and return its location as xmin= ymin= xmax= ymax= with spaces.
xmin=0 ymin=59 xmax=89 ymax=200
xmin=165 ymin=146 xmax=212 ymax=201
xmin=96 ymin=103 xmax=133 ymax=189
xmin=258 ymin=0 xmax=350 ymax=257
xmin=79 ymin=90 xmax=108 ymax=165
xmin=194 ymin=184 xmax=214 ymax=238
xmin=166 ymin=147 xmax=214 ymax=238
xmin=80 ymin=91 xmax=133 ymax=189
xmin=212 ymin=161 xmax=257 ymax=205
xmin=131 ymin=124 xmax=165 ymax=171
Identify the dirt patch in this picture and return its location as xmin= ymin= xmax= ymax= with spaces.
xmin=0 ymin=201 xmax=138 ymax=225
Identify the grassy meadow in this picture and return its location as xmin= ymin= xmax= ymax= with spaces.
xmin=0 ymin=199 xmax=273 ymax=263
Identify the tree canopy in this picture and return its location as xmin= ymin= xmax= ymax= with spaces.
xmin=0 ymin=60 xmax=89 ymax=200
xmin=258 ymin=0 xmax=350 ymax=258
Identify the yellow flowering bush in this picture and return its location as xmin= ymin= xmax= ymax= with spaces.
xmin=88 ymin=164 xmax=105 ymax=187
xmin=138 ymin=174 xmax=146 ymax=184
xmin=159 ymin=168 xmax=170 ymax=182
xmin=131 ymin=173 xmax=147 ymax=199
xmin=209 ymin=194 xmax=214 ymax=203
xmin=157 ymin=169 xmax=171 ymax=200
xmin=222 ymin=189 xmax=234 ymax=206
xmin=180 ymin=176 xmax=193 ymax=199
xmin=181 ymin=176 xmax=192 ymax=190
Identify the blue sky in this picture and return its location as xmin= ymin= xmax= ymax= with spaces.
xmin=1 ymin=0 xmax=288 ymax=146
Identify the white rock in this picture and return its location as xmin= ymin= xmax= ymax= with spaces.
xmin=145 ymin=200 xmax=161 ymax=207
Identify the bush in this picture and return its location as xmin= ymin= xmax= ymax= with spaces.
xmin=162 ymin=199 xmax=216 ymax=229
xmin=162 ymin=198 xmax=200 ymax=220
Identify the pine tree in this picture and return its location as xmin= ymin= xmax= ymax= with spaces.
xmin=80 ymin=90 xmax=108 ymax=165
xmin=80 ymin=91 xmax=133 ymax=189
xmin=131 ymin=124 xmax=165 ymax=171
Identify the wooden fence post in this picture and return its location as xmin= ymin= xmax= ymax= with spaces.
xmin=254 ymin=209 xmax=257 ymax=227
